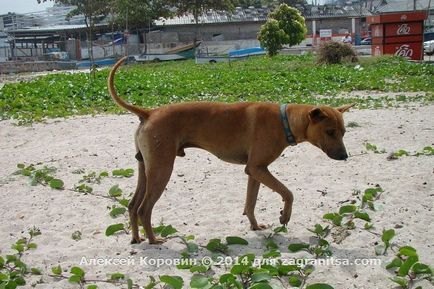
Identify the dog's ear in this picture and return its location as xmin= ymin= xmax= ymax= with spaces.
xmin=336 ymin=103 xmax=356 ymax=113
xmin=309 ymin=107 xmax=328 ymax=123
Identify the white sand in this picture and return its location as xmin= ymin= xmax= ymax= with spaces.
xmin=0 ymin=105 xmax=433 ymax=288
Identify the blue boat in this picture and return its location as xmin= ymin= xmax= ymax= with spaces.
xmin=76 ymin=58 xmax=116 ymax=68
xmin=228 ymin=47 xmax=265 ymax=58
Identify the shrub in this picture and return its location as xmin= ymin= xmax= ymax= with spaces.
xmin=317 ymin=41 xmax=358 ymax=64
xmin=258 ymin=4 xmax=307 ymax=57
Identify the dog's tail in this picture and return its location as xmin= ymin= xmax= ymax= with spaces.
xmin=107 ymin=56 xmax=150 ymax=119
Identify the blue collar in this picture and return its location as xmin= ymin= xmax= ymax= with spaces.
xmin=280 ymin=104 xmax=297 ymax=146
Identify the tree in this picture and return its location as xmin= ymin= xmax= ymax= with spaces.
xmin=168 ymin=0 xmax=236 ymax=43
xmin=37 ymin=0 xmax=110 ymax=67
xmin=257 ymin=19 xmax=287 ymax=56
xmin=112 ymin=0 xmax=172 ymax=54
xmin=258 ymin=3 xmax=306 ymax=56
xmin=113 ymin=0 xmax=171 ymax=30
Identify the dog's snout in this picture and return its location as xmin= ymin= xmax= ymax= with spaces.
xmin=339 ymin=152 xmax=348 ymax=160
xmin=328 ymin=151 xmax=348 ymax=160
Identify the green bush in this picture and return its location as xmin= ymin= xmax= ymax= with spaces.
xmin=317 ymin=41 xmax=358 ymax=64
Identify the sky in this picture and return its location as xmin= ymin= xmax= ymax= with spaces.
xmin=0 ymin=0 xmax=53 ymax=15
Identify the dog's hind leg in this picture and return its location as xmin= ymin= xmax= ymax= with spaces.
xmin=137 ymin=149 xmax=176 ymax=244
xmin=128 ymin=160 xmax=146 ymax=244
xmin=243 ymin=176 xmax=266 ymax=230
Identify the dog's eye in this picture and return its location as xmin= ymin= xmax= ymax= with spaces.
xmin=326 ymin=130 xmax=335 ymax=137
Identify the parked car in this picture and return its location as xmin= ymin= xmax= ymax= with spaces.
xmin=361 ymin=37 xmax=371 ymax=45
xmin=423 ymin=40 xmax=434 ymax=55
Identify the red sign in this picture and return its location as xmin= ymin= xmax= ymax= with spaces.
xmin=367 ymin=11 xmax=427 ymax=24
xmin=384 ymin=22 xmax=423 ymax=36
xmin=372 ymin=42 xmax=423 ymax=60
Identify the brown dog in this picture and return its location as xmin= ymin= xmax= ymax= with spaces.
xmin=108 ymin=57 xmax=354 ymax=244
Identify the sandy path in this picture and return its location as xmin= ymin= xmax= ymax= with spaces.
xmin=0 ymin=105 xmax=433 ymax=288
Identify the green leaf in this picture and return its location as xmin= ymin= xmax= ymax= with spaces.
xmin=263 ymin=250 xmax=281 ymax=258
xmin=0 ymin=256 xmax=4 ymax=268
xmin=17 ymin=164 xmax=25 ymax=169
xmin=206 ymin=239 xmax=228 ymax=253
xmin=399 ymin=246 xmax=418 ymax=257
xmin=118 ymin=198 xmax=130 ymax=207
xmin=187 ymin=242 xmax=199 ymax=253
xmin=49 ymin=179 xmax=64 ymax=189
xmin=385 ymin=258 xmax=402 ymax=270
xmin=51 ymin=265 xmax=62 ymax=275
xmin=69 ymin=275 xmax=82 ymax=283
xmin=108 ymin=185 xmax=123 ymax=197
xmin=249 ymin=284 xmax=273 ymax=289
xmin=412 ymin=263 xmax=432 ymax=275
xmin=110 ymin=273 xmax=125 ymax=280
xmin=277 ymin=264 xmax=299 ymax=275
xmin=5 ymin=280 xmax=17 ymax=289
xmin=226 ymin=236 xmax=248 ymax=245
xmin=159 ymin=275 xmax=183 ymax=289
xmin=389 ymin=276 xmax=408 ymax=287
xmin=31 ymin=268 xmax=42 ymax=275
xmin=219 ymin=273 xmax=236 ymax=284
xmin=71 ymin=266 xmax=85 ymax=278
xmin=288 ymin=243 xmax=310 ymax=252
xmin=354 ymin=211 xmax=371 ymax=222
xmin=338 ymin=205 xmax=357 ymax=215
xmin=105 ymin=223 xmax=125 ymax=236
xmin=27 ymin=243 xmax=37 ymax=249
xmin=0 ymin=273 xmax=8 ymax=281
xmin=127 ymin=278 xmax=134 ymax=289
xmin=398 ymin=256 xmax=419 ymax=277
xmin=160 ymin=225 xmax=178 ymax=237
xmin=381 ymin=229 xmax=395 ymax=245
xmin=306 ymin=284 xmax=335 ymax=289
xmin=12 ymin=243 xmax=24 ymax=253
xmin=251 ymin=272 xmax=272 ymax=283
xmin=288 ymin=276 xmax=302 ymax=287
xmin=109 ymin=207 xmax=127 ymax=218
xmin=190 ymin=274 xmax=209 ymax=288
xmin=273 ymin=226 xmax=288 ymax=233
xmin=230 ymin=264 xmax=250 ymax=275
xmin=87 ymin=285 xmax=98 ymax=289
xmin=189 ymin=265 xmax=208 ymax=273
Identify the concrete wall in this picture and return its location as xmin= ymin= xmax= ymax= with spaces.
xmin=147 ymin=17 xmax=366 ymax=54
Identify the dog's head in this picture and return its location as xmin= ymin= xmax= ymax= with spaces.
xmin=305 ymin=104 xmax=355 ymax=161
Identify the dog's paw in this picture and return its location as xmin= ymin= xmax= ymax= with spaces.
xmin=149 ymin=236 xmax=166 ymax=245
xmin=131 ymin=237 xmax=145 ymax=244
xmin=251 ymin=223 xmax=267 ymax=231
xmin=279 ymin=215 xmax=290 ymax=225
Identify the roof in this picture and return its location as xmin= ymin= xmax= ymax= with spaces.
xmin=155 ymin=5 xmax=375 ymax=27
xmin=375 ymin=0 xmax=431 ymax=13
xmin=8 ymin=23 xmax=106 ymax=34
xmin=155 ymin=7 xmax=270 ymax=26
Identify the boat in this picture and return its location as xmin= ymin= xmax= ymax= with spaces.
xmin=131 ymin=42 xmax=201 ymax=62
xmin=196 ymin=47 xmax=265 ymax=64
xmin=76 ymin=58 xmax=116 ymax=68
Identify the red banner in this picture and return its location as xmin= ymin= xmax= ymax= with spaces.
xmin=372 ymin=42 xmax=423 ymax=60
xmin=384 ymin=22 xmax=423 ymax=36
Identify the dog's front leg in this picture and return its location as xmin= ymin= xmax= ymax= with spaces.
xmin=245 ymin=165 xmax=294 ymax=225
xmin=243 ymin=176 xmax=267 ymax=230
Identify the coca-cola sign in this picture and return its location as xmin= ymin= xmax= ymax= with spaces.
xmin=394 ymin=44 xmax=413 ymax=58
xmin=397 ymin=23 xmax=410 ymax=35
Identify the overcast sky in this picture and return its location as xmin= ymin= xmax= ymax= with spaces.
xmin=0 ymin=0 xmax=53 ymax=15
